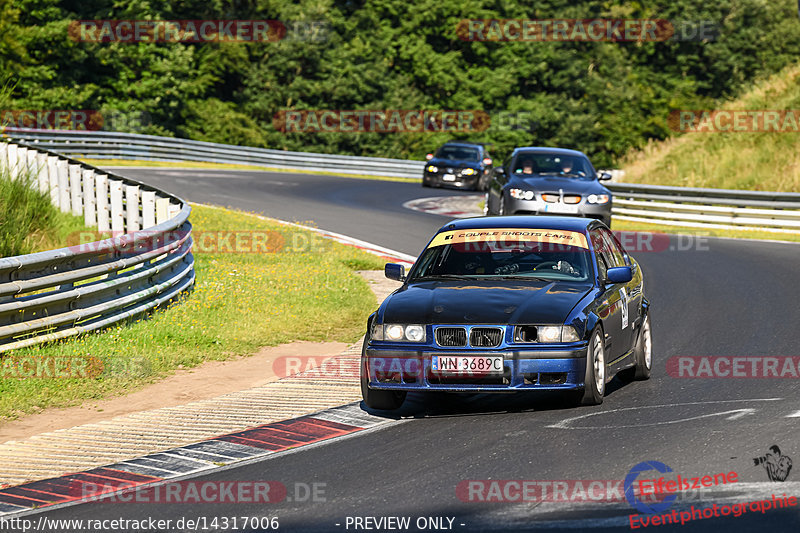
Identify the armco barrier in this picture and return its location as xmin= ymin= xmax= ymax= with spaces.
xmin=3 ymin=128 xmax=425 ymax=179
xmin=0 ymin=140 xmax=194 ymax=352
xmin=5 ymin=128 xmax=800 ymax=232
xmin=608 ymin=182 xmax=800 ymax=233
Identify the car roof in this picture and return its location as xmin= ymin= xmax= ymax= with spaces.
xmin=441 ymin=141 xmax=484 ymax=148
xmin=437 ymin=215 xmax=597 ymax=233
xmin=511 ymin=147 xmax=587 ymax=158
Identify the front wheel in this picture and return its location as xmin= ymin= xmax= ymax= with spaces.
xmin=360 ymin=344 xmax=406 ymax=410
xmin=578 ymin=327 xmax=605 ymax=405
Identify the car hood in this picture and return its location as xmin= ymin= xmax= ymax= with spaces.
xmin=514 ymin=176 xmax=607 ymax=194
xmin=380 ymin=280 xmax=591 ymax=325
xmin=429 ymin=158 xmax=481 ymax=169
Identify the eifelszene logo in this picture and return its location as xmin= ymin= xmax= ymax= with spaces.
xmin=625 ymin=461 xmax=678 ymax=514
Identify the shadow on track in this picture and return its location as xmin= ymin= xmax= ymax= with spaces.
xmin=360 ymin=375 xmax=635 ymax=420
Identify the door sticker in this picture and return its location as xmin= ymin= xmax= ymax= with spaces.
xmin=620 ymin=288 xmax=629 ymax=329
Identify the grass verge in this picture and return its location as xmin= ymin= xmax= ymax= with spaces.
xmin=620 ymin=63 xmax=800 ymax=192
xmin=611 ymin=218 xmax=800 ymax=244
xmin=0 ymin=169 xmax=86 ymax=256
xmin=0 ymin=204 xmax=385 ymax=421
xmin=79 ymin=158 xmax=417 ymax=183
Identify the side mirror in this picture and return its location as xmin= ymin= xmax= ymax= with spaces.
xmin=599 ymin=172 xmax=613 ymax=181
xmin=425 ymin=153 xmax=434 ymax=161
xmin=494 ymin=167 xmax=505 ymax=175
xmin=385 ymin=263 xmax=406 ymax=281
xmin=606 ymin=266 xmax=632 ymax=284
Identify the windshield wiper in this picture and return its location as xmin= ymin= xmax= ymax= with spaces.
xmin=493 ymin=275 xmax=553 ymax=282
xmin=415 ymin=274 xmax=477 ymax=281
xmin=559 ymin=172 xmax=587 ymax=178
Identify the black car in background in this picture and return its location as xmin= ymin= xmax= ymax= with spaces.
xmin=485 ymin=147 xmax=614 ymax=227
xmin=422 ymin=141 xmax=493 ymax=191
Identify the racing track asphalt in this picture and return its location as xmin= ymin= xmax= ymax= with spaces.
xmin=22 ymin=168 xmax=800 ymax=532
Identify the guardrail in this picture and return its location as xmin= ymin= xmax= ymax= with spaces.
xmin=3 ymin=128 xmax=425 ymax=179
xmin=0 ymin=140 xmax=194 ymax=353
xmin=5 ymin=128 xmax=800 ymax=233
xmin=606 ymin=182 xmax=800 ymax=233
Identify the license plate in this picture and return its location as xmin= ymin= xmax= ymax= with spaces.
xmin=432 ymin=355 xmax=504 ymax=375
xmin=544 ymin=203 xmax=579 ymax=214
xmin=443 ymin=174 xmax=456 ymax=181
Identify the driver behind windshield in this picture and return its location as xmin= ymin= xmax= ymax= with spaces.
xmin=521 ymin=158 xmax=534 ymax=174
xmin=559 ymin=158 xmax=585 ymax=177
xmin=512 ymin=154 xmax=590 ymax=178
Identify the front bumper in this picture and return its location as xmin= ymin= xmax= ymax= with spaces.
xmin=423 ymin=171 xmax=481 ymax=189
xmin=364 ymin=343 xmax=588 ymax=392
xmin=506 ymin=197 xmax=611 ymax=222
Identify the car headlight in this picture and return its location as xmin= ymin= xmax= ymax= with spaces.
xmin=461 ymin=168 xmax=477 ymax=176
xmin=404 ymin=325 xmax=425 ymax=342
xmin=514 ymin=325 xmax=580 ymax=343
xmin=509 ymin=188 xmax=535 ymax=200
xmin=426 ymin=165 xmax=438 ymax=173
xmin=373 ymin=324 xmax=427 ymax=343
xmin=587 ymin=194 xmax=610 ymax=204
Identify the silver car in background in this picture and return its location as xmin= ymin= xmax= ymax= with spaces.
xmin=485 ymin=147 xmax=613 ymax=227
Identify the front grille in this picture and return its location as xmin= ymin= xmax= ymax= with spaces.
xmin=469 ymin=327 xmax=503 ymax=347
xmin=436 ymin=327 xmax=467 ymax=347
xmin=542 ymin=193 xmax=559 ymax=203
xmin=563 ymin=195 xmax=582 ymax=204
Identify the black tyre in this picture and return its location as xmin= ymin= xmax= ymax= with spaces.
xmin=360 ymin=342 xmax=406 ymax=410
xmin=619 ymin=313 xmax=652 ymax=382
xmin=578 ymin=327 xmax=605 ymax=405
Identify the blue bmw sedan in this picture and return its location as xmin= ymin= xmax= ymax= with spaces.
xmin=360 ymin=216 xmax=651 ymax=410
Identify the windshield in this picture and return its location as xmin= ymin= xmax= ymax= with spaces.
xmin=511 ymin=152 xmax=594 ymax=179
xmin=411 ymin=228 xmax=592 ymax=282
xmin=434 ymin=145 xmax=481 ymax=161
